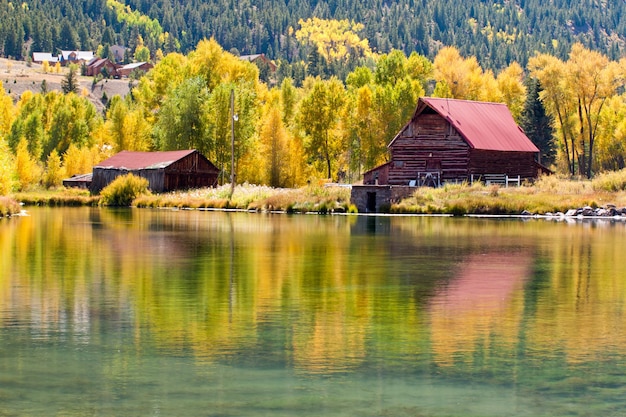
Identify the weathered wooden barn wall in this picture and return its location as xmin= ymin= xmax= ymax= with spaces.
xmin=468 ymin=150 xmax=538 ymax=179
xmin=365 ymin=105 xmax=541 ymax=186
xmin=90 ymin=150 xmax=219 ymax=194
xmin=163 ymin=152 xmax=219 ymax=191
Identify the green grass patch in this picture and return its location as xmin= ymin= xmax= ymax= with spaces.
xmin=13 ymin=187 xmax=99 ymax=206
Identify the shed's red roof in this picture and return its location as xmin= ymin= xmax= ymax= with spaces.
xmin=394 ymin=98 xmax=539 ymax=153
xmin=95 ymin=150 xmax=197 ymax=170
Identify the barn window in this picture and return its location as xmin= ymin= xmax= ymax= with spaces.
xmin=394 ymin=161 xmax=404 ymax=168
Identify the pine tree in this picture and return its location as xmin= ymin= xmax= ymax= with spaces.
xmin=62 ymin=65 xmax=80 ymax=95
xmin=521 ymin=77 xmax=555 ymax=167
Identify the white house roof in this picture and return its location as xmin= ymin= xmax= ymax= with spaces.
xmin=32 ymin=52 xmax=58 ymax=63
xmin=60 ymin=50 xmax=94 ymax=61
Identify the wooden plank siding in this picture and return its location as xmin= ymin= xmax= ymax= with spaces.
xmin=384 ymin=112 xmax=474 ymax=185
xmin=90 ymin=150 xmax=219 ymax=194
xmin=363 ymin=105 xmax=542 ymax=186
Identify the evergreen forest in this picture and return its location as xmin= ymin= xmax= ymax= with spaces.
xmin=2 ymin=0 xmax=626 ymax=72
xmin=2 ymin=0 xmax=626 ymax=194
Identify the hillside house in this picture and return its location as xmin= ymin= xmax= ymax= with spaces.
xmin=351 ymin=97 xmax=549 ymax=212
xmin=85 ymin=58 xmax=117 ymax=77
xmin=32 ymin=52 xmax=59 ymax=64
xmin=110 ymin=45 xmax=129 ymax=63
xmin=60 ymin=50 xmax=95 ymax=66
xmin=116 ymin=62 xmax=153 ymax=78
xmin=90 ymin=150 xmax=220 ymax=194
xmin=239 ymin=54 xmax=277 ymax=72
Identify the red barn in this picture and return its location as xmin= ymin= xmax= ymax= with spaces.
xmin=352 ymin=98 xmax=550 ymax=212
xmin=90 ymin=150 xmax=219 ymax=194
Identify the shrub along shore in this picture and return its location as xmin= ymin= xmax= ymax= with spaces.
xmin=5 ymin=170 xmax=626 ymax=217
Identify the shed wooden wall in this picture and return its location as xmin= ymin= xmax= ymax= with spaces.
xmin=163 ymin=152 xmax=219 ymax=191
xmin=90 ymin=151 xmax=219 ymax=194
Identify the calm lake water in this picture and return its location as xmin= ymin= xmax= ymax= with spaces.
xmin=2 ymin=207 xmax=626 ymax=416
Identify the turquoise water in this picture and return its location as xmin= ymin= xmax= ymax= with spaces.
xmin=1 ymin=207 xmax=626 ymax=416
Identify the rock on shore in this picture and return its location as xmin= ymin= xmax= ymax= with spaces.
xmin=522 ymin=205 xmax=626 ymax=218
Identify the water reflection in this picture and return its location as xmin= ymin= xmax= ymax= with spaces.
xmin=2 ymin=208 xmax=626 ymax=416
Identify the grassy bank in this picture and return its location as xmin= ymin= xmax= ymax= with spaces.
xmin=393 ymin=172 xmax=626 ymax=215
xmin=0 ymin=196 xmax=21 ymax=217
xmin=10 ymin=170 xmax=626 ymax=215
xmin=133 ymin=184 xmax=355 ymax=213
xmin=13 ymin=188 xmax=100 ymax=206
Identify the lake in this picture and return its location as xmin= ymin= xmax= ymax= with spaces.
xmin=1 ymin=207 xmax=626 ymax=416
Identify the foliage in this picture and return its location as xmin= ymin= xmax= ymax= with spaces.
xmin=591 ymin=169 xmax=626 ymax=192
xmin=99 ymin=173 xmax=150 ymax=206
xmin=42 ymin=149 xmax=65 ymax=189
xmin=14 ymin=138 xmax=41 ymax=191
xmin=296 ymin=17 xmax=372 ymax=65
xmin=529 ymin=44 xmax=625 ymax=178
xmin=13 ymin=188 xmax=98 ymax=206
xmin=0 ymin=139 xmax=16 ymax=195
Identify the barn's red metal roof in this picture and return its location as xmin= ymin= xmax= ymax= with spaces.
xmin=396 ymin=98 xmax=539 ymax=152
xmin=95 ymin=150 xmax=197 ymax=170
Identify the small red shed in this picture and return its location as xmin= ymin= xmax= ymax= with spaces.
xmin=90 ymin=149 xmax=219 ymax=194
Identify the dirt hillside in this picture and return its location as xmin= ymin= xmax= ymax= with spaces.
xmin=0 ymin=58 xmax=132 ymax=114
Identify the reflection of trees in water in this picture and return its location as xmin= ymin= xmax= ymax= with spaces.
xmin=3 ymin=208 xmax=626 ymax=376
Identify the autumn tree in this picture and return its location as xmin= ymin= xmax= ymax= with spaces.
xmin=0 ymin=82 xmax=14 ymax=138
xmin=298 ymin=77 xmax=346 ymax=179
xmin=154 ymin=76 xmax=210 ymax=154
xmin=43 ymin=149 xmax=64 ymax=189
xmin=295 ymin=18 xmax=373 ymax=64
xmin=259 ymin=105 xmax=289 ymax=187
xmin=529 ymin=44 xmax=624 ymax=177
xmin=15 ymin=138 xmax=41 ymax=190
xmin=0 ymin=139 xmax=15 ymax=195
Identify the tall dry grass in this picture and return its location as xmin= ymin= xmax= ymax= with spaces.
xmin=134 ymin=184 xmax=354 ymax=213
xmin=393 ymin=172 xmax=626 ymax=215
xmin=0 ymin=196 xmax=21 ymax=217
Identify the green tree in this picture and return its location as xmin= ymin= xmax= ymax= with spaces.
xmin=521 ymin=78 xmax=555 ymax=167
xmin=298 ymin=77 xmax=346 ymax=179
xmin=154 ymin=76 xmax=210 ymax=155
xmin=62 ymin=65 xmax=80 ymax=95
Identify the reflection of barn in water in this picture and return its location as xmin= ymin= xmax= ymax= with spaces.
xmin=351 ymin=98 xmax=550 ymax=212
xmin=429 ymin=251 xmax=533 ymax=366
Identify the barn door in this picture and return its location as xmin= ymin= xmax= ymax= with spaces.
xmin=366 ymin=192 xmax=377 ymax=213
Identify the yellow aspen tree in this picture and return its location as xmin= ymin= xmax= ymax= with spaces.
xmin=297 ymin=77 xmax=346 ymax=180
xmin=15 ymin=138 xmax=41 ymax=190
xmin=528 ymin=53 xmax=578 ymax=175
xmin=496 ymin=62 xmax=527 ymax=122
xmin=63 ymin=143 xmax=83 ymax=177
xmin=259 ymin=105 xmax=289 ymax=187
xmin=594 ymin=96 xmax=626 ymax=172
xmin=43 ymin=149 xmax=65 ymax=189
xmin=0 ymin=138 xmax=15 ymax=195
xmin=433 ymin=46 xmax=484 ymax=100
xmin=566 ymin=43 xmax=623 ymax=178
xmin=0 ymin=82 xmax=14 ymax=138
